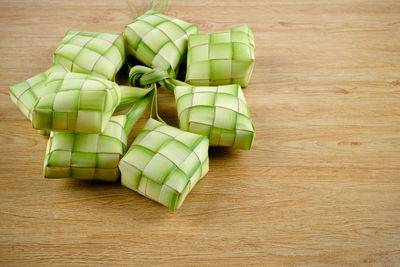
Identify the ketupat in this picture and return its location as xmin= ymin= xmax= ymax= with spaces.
xmin=175 ymin=84 xmax=255 ymax=149
xmin=119 ymin=118 xmax=209 ymax=210
xmin=31 ymin=72 xmax=121 ymax=134
xmin=44 ymin=89 xmax=154 ymax=182
xmin=123 ymin=10 xmax=198 ymax=78
xmin=128 ymin=65 xmax=255 ymax=149
xmin=9 ymin=67 xmax=150 ymax=128
xmin=9 ymin=65 xmax=68 ymax=120
xmin=54 ymin=30 xmax=125 ymax=81
xmin=185 ymin=25 xmax=255 ymax=87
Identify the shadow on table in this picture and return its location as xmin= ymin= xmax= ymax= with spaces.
xmin=55 ymin=146 xmax=247 ymax=224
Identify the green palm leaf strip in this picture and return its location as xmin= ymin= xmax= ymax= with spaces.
xmin=123 ymin=10 xmax=198 ymax=78
xmin=185 ymin=25 xmax=255 ymax=87
xmin=116 ymin=85 xmax=154 ymax=112
xmin=126 ymin=0 xmax=169 ymax=19
xmin=119 ymin=86 xmax=209 ymax=210
xmin=44 ymin=88 xmax=154 ymax=182
xmin=129 ymin=65 xmax=255 ymax=149
xmin=54 ymin=30 xmax=125 ymax=81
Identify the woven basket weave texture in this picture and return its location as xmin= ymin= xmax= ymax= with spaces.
xmin=120 ymin=118 xmax=209 ymax=210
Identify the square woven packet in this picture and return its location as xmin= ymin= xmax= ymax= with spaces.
xmin=54 ymin=31 xmax=125 ymax=81
xmin=44 ymin=90 xmax=153 ymax=181
xmin=185 ymin=25 xmax=255 ymax=87
xmin=124 ymin=10 xmax=198 ymax=78
xmin=9 ymin=65 xmax=67 ymax=120
xmin=175 ymin=84 xmax=255 ymax=149
xmin=31 ymin=72 xmax=121 ymax=134
xmin=119 ymin=118 xmax=209 ymax=210
xmin=44 ymin=116 xmax=128 ymax=182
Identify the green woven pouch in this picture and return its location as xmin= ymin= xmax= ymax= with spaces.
xmin=31 ymin=72 xmax=121 ymax=134
xmin=54 ymin=30 xmax=125 ymax=81
xmin=119 ymin=87 xmax=209 ymax=210
xmin=9 ymin=65 xmax=68 ymax=120
xmin=175 ymin=84 xmax=255 ymax=149
xmin=185 ymin=25 xmax=255 ymax=87
xmin=120 ymin=118 xmax=209 ymax=210
xmin=44 ymin=91 xmax=153 ymax=182
xmin=123 ymin=10 xmax=198 ymax=78
xmin=9 ymin=67 xmax=150 ymax=137
xmin=128 ymin=65 xmax=255 ymax=149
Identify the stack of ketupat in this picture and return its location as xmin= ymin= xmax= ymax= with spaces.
xmin=9 ymin=9 xmax=256 ymax=210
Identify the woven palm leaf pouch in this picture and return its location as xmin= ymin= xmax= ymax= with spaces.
xmin=185 ymin=25 xmax=255 ymax=87
xmin=9 ymin=67 xmax=150 ymax=136
xmin=175 ymin=84 xmax=255 ymax=150
xmin=119 ymin=89 xmax=209 ymax=210
xmin=31 ymin=72 xmax=121 ymax=134
xmin=123 ymin=10 xmax=198 ymax=78
xmin=128 ymin=65 xmax=255 ymax=150
xmin=54 ymin=30 xmax=125 ymax=81
xmin=9 ymin=65 xmax=68 ymax=120
xmin=44 ymin=90 xmax=153 ymax=182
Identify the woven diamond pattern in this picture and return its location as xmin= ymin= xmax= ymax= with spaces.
xmin=185 ymin=25 xmax=255 ymax=87
xmin=44 ymin=114 xmax=128 ymax=182
xmin=54 ymin=30 xmax=125 ymax=81
xmin=175 ymin=84 xmax=255 ymax=149
xmin=32 ymin=72 xmax=121 ymax=133
xmin=124 ymin=10 xmax=198 ymax=78
xmin=9 ymin=65 xmax=67 ymax=120
xmin=119 ymin=118 xmax=209 ymax=210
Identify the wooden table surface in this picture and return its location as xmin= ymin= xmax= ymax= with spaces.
xmin=1 ymin=0 xmax=399 ymax=265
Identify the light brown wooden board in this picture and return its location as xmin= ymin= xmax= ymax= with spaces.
xmin=0 ymin=0 xmax=399 ymax=265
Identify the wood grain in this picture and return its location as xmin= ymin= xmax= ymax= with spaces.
xmin=0 ymin=0 xmax=399 ymax=266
